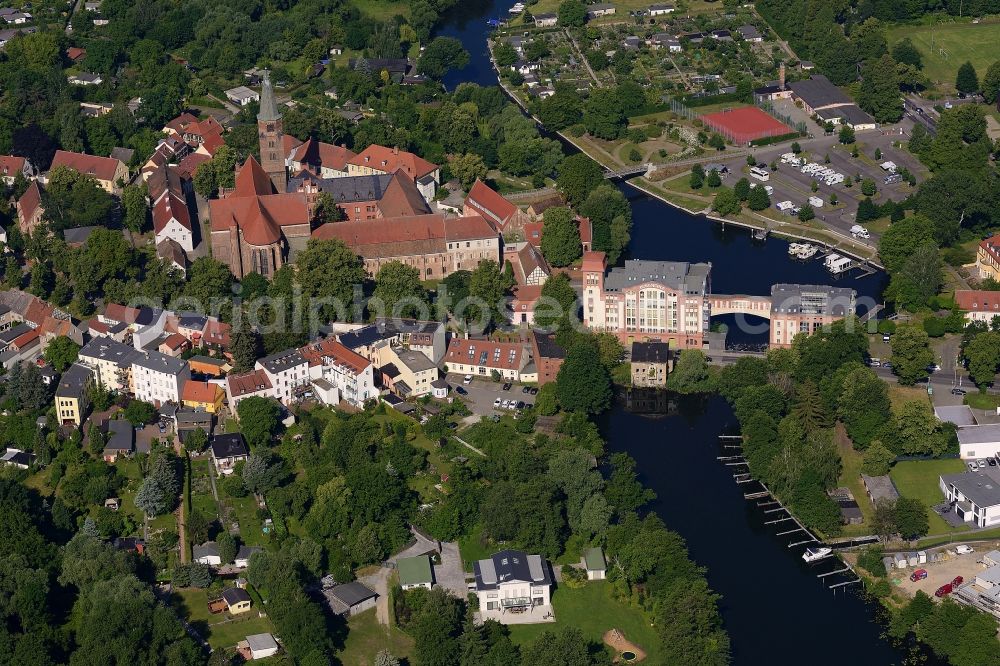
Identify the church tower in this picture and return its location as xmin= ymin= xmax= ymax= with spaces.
xmin=257 ymin=70 xmax=286 ymax=193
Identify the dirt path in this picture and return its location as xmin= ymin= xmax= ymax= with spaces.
xmin=359 ymin=569 xmax=391 ymax=626
xmin=174 ymin=440 xmax=189 ymax=563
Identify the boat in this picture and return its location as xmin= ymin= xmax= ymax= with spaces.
xmin=508 ymin=3 xmax=525 ymax=13
xmin=824 ymin=253 xmax=852 ymax=274
xmin=788 ymin=243 xmax=818 ymax=260
xmin=802 ymin=546 xmax=832 ymax=563
xmin=788 ymin=242 xmax=806 ymax=255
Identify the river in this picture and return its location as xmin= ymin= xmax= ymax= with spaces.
xmin=435 ymin=3 xmax=923 ymax=664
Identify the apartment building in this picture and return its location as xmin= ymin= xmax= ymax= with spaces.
xmin=131 ymin=350 xmax=191 ymax=406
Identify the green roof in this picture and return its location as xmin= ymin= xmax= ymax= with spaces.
xmin=583 ymin=547 xmax=606 ymax=571
xmin=397 ymin=555 xmax=433 ymax=586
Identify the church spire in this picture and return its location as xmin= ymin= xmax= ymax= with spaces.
xmin=257 ymin=69 xmax=280 ymax=123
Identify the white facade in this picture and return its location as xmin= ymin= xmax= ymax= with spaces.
xmin=474 ymin=551 xmax=552 ymax=623
xmin=958 ymin=425 xmax=1000 ymax=459
xmin=155 ymin=215 xmax=193 ymax=253
xmin=256 ymin=351 xmax=309 ymax=404
xmin=940 ymin=473 xmax=1000 ymax=528
xmin=131 ymin=351 xmax=190 ymax=405
xmin=317 ymin=356 xmax=375 ymax=408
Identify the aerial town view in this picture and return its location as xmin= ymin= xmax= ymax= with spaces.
xmin=4 ymin=0 xmax=1000 ymax=664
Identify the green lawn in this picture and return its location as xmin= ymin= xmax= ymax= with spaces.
xmin=337 ymin=609 xmax=414 ymax=666
xmin=966 ymin=392 xmax=1000 ymax=411
xmin=507 ymin=581 xmax=659 ymax=662
xmin=349 ymin=0 xmax=410 ymax=20
xmin=172 ymin=587 xmax=275 ymax=649
xmin=887 ymin=21 xmax=1000 ymax=92
xmin=458 ymin=525 xmax=493 ymax=571
xmin=890 ymin=459 xmax=968 ymax=536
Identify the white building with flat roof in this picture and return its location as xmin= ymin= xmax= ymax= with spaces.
xmin=957 ymin=424 xmax=1000 ymax=459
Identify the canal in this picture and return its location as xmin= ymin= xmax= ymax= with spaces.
xmin=435 ymin=3 xmax=921 ymax=664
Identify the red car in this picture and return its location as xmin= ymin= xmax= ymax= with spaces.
xmin=936 ymin=583 xmax=954 ymax=597
xmin=910 ymin=569 xmax=928 ymax=582
xmin=952 ymin=576 xmax=964 ymax=587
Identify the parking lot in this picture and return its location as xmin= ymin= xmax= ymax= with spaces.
xmin=892 ymin=544 xmax=996 ymax=600
xmin=446 ymin=374 xmax=536 ymax=416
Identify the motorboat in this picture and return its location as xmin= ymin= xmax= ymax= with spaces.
xmin=802 ymin=546 xmax=832 ymax=563
xmin=788 ymin=243 xmax=818 ymax=260
xmin=788 ymin=242 xmax=806 ymax=255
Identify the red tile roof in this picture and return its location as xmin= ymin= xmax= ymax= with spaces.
xmin=0 ymin=155 xmax=25 ymax=178
xmin=227 ymin=369 xmax=272 ymax=396
xmin=577 ymin=216 xmax=592 ymax=244
xmin=182 ymin=380 xmax=221 ymax=403
xmin=292 ymin=138 xmax=356 ymax=173
xmin=202 ymin=320 xmax=231 ymax=348
xmin=377 ymin=171 xmax=432 ymax=218
xmin=11 ymin=327 xmax=40 ymax=349
xmin=176 ymin=152 xmax=211 ymax=180
xmin=348 ymin=144 xmax=438 ymax=180
xmin=443 ymin=338 xmax=525 ymax=371
xmin=164 ymin=113 xmax=200 ymax=135
xmin=66 ymin=46 xmax=86 ymax=61
xmin=153 ymin=192 xmax=192 ymax=234
xmin=299 ymin=337 xmax=370 ymax=374
xmin=311 ymin=213 xmax=495 ymax=253
xmin=17 ymin=181 xmax=43 ymax=229
xmin=464 ymin=180 xmax=517 ymax=230
xmin=523 ymin=222 xmax=543 ymax=247
xmin=50 ymin=150 xmax=123 ymax=183
xmin=955 ymin=290 xmax=1000 ymax=313
xmin=582 ymin=251 xmax=607 ymax=273
xmin=103 ymin=303 xmax=140 ymax=325
xmin=199 ymin=131 xmax=225 ymax=156
xmin=209 ymin=157 xmax=309 ymax=246
xmin=161 ymin=332 xmax=189 ymax=351
xmin=283 ymin=135 xmax=303 ymax=155
xmin=980 ymin=234 xmax=1000 ymax=264
xmin=235 ymin=156 xmax=274 ymax=197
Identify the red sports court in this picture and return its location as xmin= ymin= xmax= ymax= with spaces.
xmin=700 ymin=106 xmax=792 ymax=144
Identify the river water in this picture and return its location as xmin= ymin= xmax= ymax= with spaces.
xmin=435 ymin=4 xmax=926 ymax=664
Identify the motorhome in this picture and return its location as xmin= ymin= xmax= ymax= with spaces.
xmin=749 ymin=166 xmax=770 ymax=182
xmin=850 ymin=224 xmax=870 ymax=239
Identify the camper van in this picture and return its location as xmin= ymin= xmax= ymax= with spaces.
xmin=808 ymin=196 xmax=824 ymax=208
xmin=749 ymin=166 xmax=770 ymax=182
xmin=851 ymin=225 xmax=870 ymax=239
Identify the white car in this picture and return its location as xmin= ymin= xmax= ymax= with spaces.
xmin=463 ymin=375 xmax=473 ymax=384
xmin=968 ymin=461 xmax=979 ymax=471
xmin=956 ymin=545 xmax=974 ymax=555
xmin=493 ymin=398 xmax=502 ymax=408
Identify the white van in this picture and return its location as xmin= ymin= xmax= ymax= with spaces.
xmin=850 ymin=225 xmax=870 ymax=239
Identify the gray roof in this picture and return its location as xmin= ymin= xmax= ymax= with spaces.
xmin=533 ymin=331 xmax=565 ymax=360
xmin=737 ymin=24 xmax=761 ymax=39
xmin=631 ymin=341 xmax=670 ymax=363
xmin=935 ymin=405 xmax=977 ymax=427
xmin=394 ymin=349 xmax=436 ymax=373
xmin=958 ymin=424 xmax=1000 ymax=445
xmin=103 ymin=419 xmax=134 ymax=452
xmin=55 ymin=362 xmax=93 ymax=400
xmin=193 ymin=541 xmax=219 ymax=559
xmin=236 ymin=545 xmax=261 ymax=561
xmin=177 ymin=313 xmax=208 ymax=330
xmin=175 ymin=408 xmax=212 ymax=426
xmin=329 ymin=581 xmax=377 ymax=607
xmin=474 ymin=549 xmax=551 ymax=591
xmin=222 ymin=587 xmax=251 ymax=605
xmin=0 ymin=322 xmax=31 ymax=345
xmin=246 ymin=633 xmax=277 ymax=652
xmin=258 ymin=70 xmax=280 ymax=122
xmin=338 ymin=318 xmax=441 ymax=350
xmin=942 ymin=470 xmax=1000 ymax=509
xmin=80 ymin=337 xmax=141 ymax=366
xmin=604 ymin=259 xmax=711 ymax=296
xmin=770 ymin=284 xmax=856 ymax=316
xmin=287 ymin=172 xmax=392 ymax=201
xmin=132 ymin=350 xmax=187 ymax=375
xmin=861 ymin=474 xmax=899 ymax=503
xmin=787 ymin=75 xmax=852 ymax=110
xmin=258 ymin=349 xmax=306 ymax=374
xmin=815 ymin=104 xmax=876 ymax=127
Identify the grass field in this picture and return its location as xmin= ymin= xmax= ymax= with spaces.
xmin=507 ymin=582 xmax=659 ymax=661
xmin=336 ymin=609 xmax=414 ymax=666
xmin=887 ymin=21 xmax=1000 ymax=92
xmin=172 ymin=587 xmax=275 ymax=649
xmin=890 ymin=458 xmax=967 ymax=536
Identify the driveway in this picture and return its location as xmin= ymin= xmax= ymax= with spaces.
xmin=446 ymin=374 xmax=535 ymax=416
xmin=434 ymin=541 xmax=469 ymax=599
xmin=358 ymin=568 xmax=391 ymax=626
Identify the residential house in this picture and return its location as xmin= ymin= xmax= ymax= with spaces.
xmin=531 ymin=331 xmax=565 ymax=386
xmin=1 ymin=448 xmax=35 ymax=469
xmin=324 ymin=581 xmax=378 ymax=616
xmin=463 ymin=179 xmax=530 ymax=234
xmin=0 ymin=154 xmax=33 ymax=184
xmin=397 ymin=555 xmax=434 ymax=591
xmin=623 ymin=36 xmax=642 ymax=50
xmin=288 ymin=138 xmax=356 ymax=179
xmin=189 ymin=355 xmax=228 ymax=378
xmin=244 ymin=633 xmax=279 ymax=660
xmin=337 ymin=319 xmax=446 ymax=365
xmin=16 ymin=181 xmax=44 ymax=235
xmin=650 ymin=32 xmax=682 ymax=52
xmin=256 ymin=349 xmax=309 ymax=404
xmin=534 ymin=12 xmax=557 ymax=26
xmin=225 ymin=369 xmax=273 ymax=410
xmin=210 ymin=434 xmax=249 ymax=476
xmin=222 ymin=588 xmax=252 ymax=614
xmin=225 ymin=86 xmax=260 ymax=107
xmin=182 ymin=380 xmax=224 ymax=413
xmin=648 ymin=3 xmax=674 ymax=15
xmin=976 ymin=234 xmax=1000 ymax=281
xmin=345 ymin=145 xmax=440 ymax=203
xmin=957 ymin=424 xmax=1000 ymax=459
xmin=153 ymin=192 xmax=194 ymax=253
xmin=298 ymin=337 xmax=376 ymax=408
xmin=737 ymin=24 xmax=763 ymax=42
xmin=630 ymin=341 xmax=671 ymax=387
xmin=131 ymin=350 xmax=190 ymax=406
xmin=956 ymin=290 xmax=1000 ymax=324
xmin=49 ymin=150 xmax=128 ymax=194
xmin=443 ymin=338 xmax=528 ymax=381
xmin=193 ymin=541 xmax=222 ymax=565
xmin=473 ymin=550 xmax=552 ymax=622
xmin=78 ymin=337 xmax=139 ymax=392
xmin=55 ymin=363 xmax=94 ymax=427
xmin=102 ymin=419 xmax=134 ymax=463
xmin=68 ymin=72 xmax=102 ymax=86
xmin=940 ymin=466 xmax=1000 ymax=528
xmin=583 ymin=547 xmax=607 ymax=580
xmin=174 ymin=409 xmax=213 ymax=446
xmin=586 ymin=3 xmax=616 ymax=18
xmin=312 ymin=213 xmax=500 ymax=280
xmin=158 ymin=333 xmax=190 ymax=357
xmin=234 ymin=545 xmax=261 ymax=568
xmin=380 ymin=346 xmax=438 ymax=398
xmin=770 ymin=284 xmax=856 ymax=348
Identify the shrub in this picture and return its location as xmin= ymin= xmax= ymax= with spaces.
xmin=857 ymin=546 xmax=887 ymax=577
xmin=877 ymin=320 xmax=896 ymax=335
xmin=222 ymin=475 xmax=248 ymax=498
xmin=561 ymin=565 xmax=588 ymax=588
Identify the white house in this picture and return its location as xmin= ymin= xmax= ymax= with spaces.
xmin=397 ymin=555 xmax=434 ymax=591
xmin=442 ymin=338 xmax=528 ymax=381
xmin=131 ymin=350 xmax=190 ymax=406
xmin=193 ymin=541 xmax=222 ymax=566
xmin=957 ymin=424 xmax=1000 ymax=460
xmin=244 ymin=633 xmax=279 ymax=660
xmin=256 ymin=349 xmax=309 ymax=404
xmin=153 ymin=192 xmax=194 ymax=253
xmin=583 ymin=547 xmax=607 ymax=580
xmin=234 ymin=545 xmax=261 ymax=568
xmin=534 ymin=13 xmax=557 ymax=27
xmin=225 ymin=86 xmax=260 ymax=107
xmin=473 ymin=550 xmax=552 ymax=623
xmin=940 ymin=467 xmax=1000 ymax=528
xmin=648 ymin=3 xmax=674 ymax=16
xmin=298 ymin=338 xmax=376 ymax=408
xmin=210 ymin=433 xmax=249 ymax=476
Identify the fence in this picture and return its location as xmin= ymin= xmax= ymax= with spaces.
xmin=757 ymin=98 xmax=809 ymax=135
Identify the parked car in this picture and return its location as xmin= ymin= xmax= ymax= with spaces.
xmin=502 ymin=383 xmax=512 ymax=391
xmin=951 ymin=388 xmax=967 ymax=395
xmin=516 ymin=401 xmax=525 ymax=409
xmin=968 ymin=461 xmax=979 ymax=471
xmin=463 ymin=375 xmax=473 ymax=384
xmin=990 ymin=458 xmax=997 ymax=467
xmin=522 ymin=386 xmax=531 ymax=394
xmin=935 ymin=583 xmax=953 ymax=597
xmin=956 ymin=545 xmax=975 ymax=555
xmin=952 ymin=576 xmax=964 ymax=587
xmin=455 ymin=386 xmax=467 ymax=395
xmin=979 ymin=459 xmax=988 ymax=469
xmin=882 ymin=334 xmax=891 ymax=342
xmin=910 ymin=569 xmax=928 ymax=582
xmin=529 ymin=387 xmax=538 ymax=395
xmin=493 ymin=398 xmax=502 ymax=408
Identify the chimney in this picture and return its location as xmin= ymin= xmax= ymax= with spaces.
xmin=779 ymin=62 xmax=786 ymax=90
xmin=392 ymin=146 xmax=399 ymax=155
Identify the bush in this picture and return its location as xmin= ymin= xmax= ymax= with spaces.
xmin=877 ymin=320 xmax=896 ymax=335
xmin=627 ymin=147 xmax=642 ymax=162
xmin=626 ymin=127 xmax=646 ymax=144
xmin=749 ymin=131 xmax=800 ymax=147
xmin=643 ymin=124 xmax=662 ymax=139
xmin=561 ymin=565 xmax=588 ymax=588
xmin=942 ymin=246 xmax=974 ymax=267
xmin=857 ymin=546 xmax=887 ymax=577
xmin=922 ymin=316 xmax=947 ymax=338
xmin=222 ymin=475 xmax=248 ymax=498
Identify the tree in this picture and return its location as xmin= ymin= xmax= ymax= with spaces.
xmin=494 ymin=43 xmax=517 ymax=68
xmin=555 ymin=339 xmax=612 ymax=414
xmin=557 ymin=153 xmax=603 ymax=206
xmin=237 ymin=397 xmax=282 ymax=448
xmin=895 ymin=496 xmax=929 ymax=539
xmin=312 ymin=192 xmax=346 ymax=225
xmin=121 ymin=184 xmax=149 ymax=233
xmin=242 ymin=451 xmax=284 ymax=494
xmin=448 ymin=154 xmax=488 ymax=188
xmin=791 ymin=379 xmax=827 ymax=432
xmin=861 ymin=179 xmax=877 ymax=196
xmin=982 ymin=60 xmax=1000 ymax=104
xmin=797 ymin=204 xmax=815 ymax=222
xmin=558 ymin=0 xmax=587 ymax=26
xmin=956 ymin=61 xmax=979 ymax=95
xmin=706 ymin=169 xmax=722 ymax=187
xmin=733 ymin=177 xmax=751 ymax=201
xmin=230 ymin=318 xmax=261 ymax=374
xmin=43 ymin=336 xmax=79 ymax=371
xmin=965 ymin=331 xmax=1000 ymax=387
xmin=540 ymin=207 xmax=582 ymax=267
xmin=890 ymin=325 xmax=933 ymax=386
xmin=887 ymin=243 xmax=942 ymax=310
xmin=667 ymin=350 xmax=712 ymax=393
xmin=708 ymin=134 xmax=726 ymax=151
xmin=535 ymin=273 xmax=578 ymax=328
xmin=878 ymin=215 xmax=935 ymax=275
xmin=689 ymin=164 xmax=705 ymax=189
xmin=184 ymin=427 xmax=208 ymax=453
xmin=872 ymin=498 xmax=897 ymax=542
xmin=838 ymin=125 xmax=855 ymax=144
xmin=712 ymin=187 xmax=740 ymax=216
xmin=418 ymin=37 xmax=470 ymax=79
xmin=579 ymin=184 xmax=632 ymax=264
xmin=858 ymin=54 xmax=902 ymax=123
xmin=521 ymin=627 xmax=600 ymax=666
xmin=892 ymin=38 xmax=923 ymax=69
xmin=747 ymin=184 xmax=770 ymax=211
xmin=295 ymin=238 xmax=367 ymax=319
xmin=135 ymin=456 xmax=179 ymax=518
xmin=861 ymin=440 xmax=896 ymax=476
xmin=217 ymin=531 xmax=238 ymax=564
xmin=123 ymin=401 xmax=156 ymax=426
xmin=373 ymin=261 xmax=428 ymax=319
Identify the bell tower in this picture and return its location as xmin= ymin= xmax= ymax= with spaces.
xmin=257 ymin=70 xmax=286 ymax=193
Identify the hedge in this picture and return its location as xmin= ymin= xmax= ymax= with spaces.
xmin=749 ymin=131 xmax=802 ymax=147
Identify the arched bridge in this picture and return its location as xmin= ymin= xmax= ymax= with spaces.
xmin=708 ymin=294 xmax=772 ymax=319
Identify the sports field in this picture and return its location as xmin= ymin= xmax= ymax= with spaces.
xmin=701 ymin=106 xmax=791 ymax=143
xmin=888 ymin=21 xmax=1000 ymax=92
